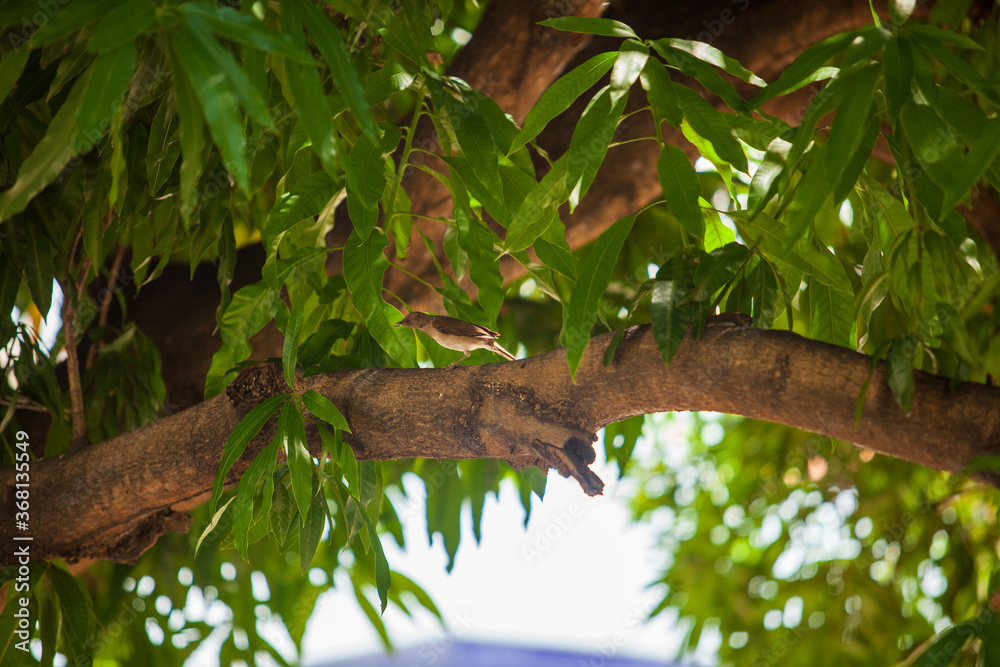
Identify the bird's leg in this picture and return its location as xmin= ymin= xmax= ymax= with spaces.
xmin=445 ymin=351 xmax=471 ymax=369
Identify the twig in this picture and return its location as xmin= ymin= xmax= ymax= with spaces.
xmin=85 ymin=245 xmax=127 ymax=370
xmin=62 ymin=291 xmax=87 ymax=447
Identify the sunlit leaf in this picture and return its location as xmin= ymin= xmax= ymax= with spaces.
xmin=564 ymin=214 xmax=636 ymax=378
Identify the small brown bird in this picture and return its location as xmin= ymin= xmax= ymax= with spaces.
xmin=394 ymin=311 xmax=517 ymax=367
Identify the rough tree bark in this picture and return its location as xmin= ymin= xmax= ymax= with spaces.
xmin=4 ymin=318 xmax=999 ymax=565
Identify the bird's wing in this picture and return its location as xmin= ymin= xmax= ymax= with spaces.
xmin=431 ymin=316 xmax=499 ymax=340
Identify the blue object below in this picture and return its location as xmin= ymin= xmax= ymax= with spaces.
xmin=315 ymin=640 xmax=683 ymax=667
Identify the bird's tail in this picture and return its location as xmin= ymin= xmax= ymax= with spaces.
xmin=491 ymin=341 xmax=517 ymax=361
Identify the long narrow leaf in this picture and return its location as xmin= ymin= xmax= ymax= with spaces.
xmin=167 ymin=24 xmax=250 ymax=193
xmin=538 ymin=16 xmax=638 ymax=39
xmin=343 ymin=230 xmax=415 ymax=367
xmin=657 ymin=144 xmax=703 ymax=238
xmin=346 ymin=134 xmax=387 ymax=241
xmin=675 ymin=84 xmax=747 ymax=173
xmin=564 ymin=215 xmax=636 ymax=378
xmin=287 ymin=0 xmax=375 ymax=137
xmin=0 ymin=77 xmax=85 ymax=223
xmin=510 ymin=52 xmax=617 ymax=154
xmin=284 ymin=401 xmax=312 ymax=521
xmin=567 ymin=86 xmax=627 ymax=210
xmin=302 ymin=389 xmax=351 ymax=432
xmin=210 ymin=393 xmax=288 ymax=515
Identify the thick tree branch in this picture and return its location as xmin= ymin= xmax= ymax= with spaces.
xmin=4 ymin=318 xmax=999 ymax=565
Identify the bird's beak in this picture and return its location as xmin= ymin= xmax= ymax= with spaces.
xmin=393 ymin=321 xmax=404 ymax=328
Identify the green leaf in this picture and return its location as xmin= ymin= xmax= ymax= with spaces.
xmin=233 ymin=405 xmax=286 ymax=559
xmin=896 ymin=621 xmax=971 ymax=667
xmin=284 ymin=60 xmax=337 ymax=173
xmin=0 ymin=46 xmax=29 ymax=107
xmin=882 ymin=36 xmax=913 ymax=122
xmin=454 ymin=194 xmax=503 ymax=323
xmin=287 ymin=0 xmax=376 ymax=138
xmin=651 ymin=280 xmax=690 ymax=364
xmin=567 ymin=86 xmax=627 ymax=210
xmin=824 ymin=62 xmax=880 ymax=192
xmin=510 ymin=52 xmax=617 ymax=154
xmin=167 ymin=24 xmax=250 ymax=194
xmin=299 ymin=484 xmax=327 ymax=572
xmin=564 ymin=214 xmax=636 ymax=378
xmin=194 ymin=496 xmax=236 ymax=555
xmin=521 ymin=466 xmax=547 ymax=499
xmin=284 ymin=401 xmax=312 ymax=521
xmin=832 ymin=114 xmax=879 ymax=204
xmin=653 ymin=40 xmax=748 ymax=112
xmin=604 ymin=415 xmax=644 ymax=477
xmin=365 ymin=62 xmax=417 ymax=105
xmin=46 ymin=566 xmax=92 ymax=646
xmin=931 ymin=88 xmax=988 ymax=145
xmin=302 ymin=389 xmax=351 ymax=432
xmin=865 ymin=177 xmax=917 ymax=250
xmin=89 ymin=0 xmax=154 ymax=52
xmin=359 ymin=501 xmax=392 ymax=613
xmin=657 ymin=144 xmax=703 ymax=238
xmin=28 ymin=0 xmax=118 ymax=47
xmin=264 ymin=172 xmax=341 ymax=255
xmin=346 ymin=133 xmax=387 ymax=240
xmin=503 ymin=156 xmax=568 ymax=253
xmin=0 ymin=77 xmax=85 ymax=223
xmin=77 ymin=41 xmax=136 ymax=148
xmin=146 ymin=98 xmax=181 ymax=196
xmin=186 ymin=14 xmax=272 ymax=129
xmin=210 ymin=393 xmax=287 ymax=515
xmin=808 ymin=279 xmax=854 ymax=347
xmin=735 ymin=212 xmax=853 ymax=293
xmin=445 ymin=93 xmax=501 ymax=194
xmin=610 ymin=40 xmax=649 ymax=103
xmin=168 ymin=46 xmax=206 ymax=222
xmin=538 ymin=16 xmax=638 ymax=39
xmin=750 ymin=258 xmax=779 ymax=328
xmin=204 ymin=281 xmax=279 ymax=398
xmin=749 ymin=30 xmax=858 ymax=107
xmin=20 ymin=225 xmax=56 ymax=316
xmin=693 ymin=242 xmax=749 ymax=299
xmin=936 ymin=302 xmax=977 ymax=365
xmin=535 ymin=218 xmax=579 ymax=280
xmin=886 ymin=336 xmax=916 ymax=415
xmin=748 ymin=136 xmax=791 ymax=219
xmin=905 ymin=23 xmax=984 ymax=51
xmin=0 ymin=258 xmax=20 ymax=323
xmin=299 ymin=317 xmax=354 ymax=367
xmin=782 ymin=149 xmax=831 ymax=249
xmin=180 ymin=3 xmax=313 ymax=62
xmin=640 ymin=59 xmax=682 ymax=127
xmin=942 ymin=117 xmax=1000 ymax=211
xmin=674 ymin=84 xmax=748 ymax=173
xmin=899 ymin=99 xmax=964 ymax=190
xmin=282 ymin=298 xmax=304 ymax=388
xmin=652 ymin=38 xmax=767 ymax=87
xmin=343 ymin=230 xmax=415 ymax=367
xmin=703 ymin=209 xmax=736 ymax=252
